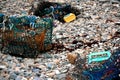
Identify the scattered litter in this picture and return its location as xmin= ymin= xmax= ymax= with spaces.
xmin=33 ymin=1 xmax=80 ymax=22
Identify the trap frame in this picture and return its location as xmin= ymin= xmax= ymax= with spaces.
xmin=0 ymin=14 xmax=53 ymax=57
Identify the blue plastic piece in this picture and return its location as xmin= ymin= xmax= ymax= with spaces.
xmin=83 ymin=49 xmax=120 ymax=80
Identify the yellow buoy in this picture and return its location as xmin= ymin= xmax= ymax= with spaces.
xmin=63 ymin=13 xmax=76 ymax=22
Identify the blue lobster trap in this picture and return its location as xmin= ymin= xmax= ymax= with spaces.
xmin=0 ymin=13 xmax=53 ymax=57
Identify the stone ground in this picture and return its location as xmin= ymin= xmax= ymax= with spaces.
xmin=0 ymin=0 xmax=120 ymax=80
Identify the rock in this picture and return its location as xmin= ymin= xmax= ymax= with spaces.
xmin=9 ymin=73 xmax=17 ymax=80
xmin=67 ymin=53 xmax=77 ymax=64
xmin=35 ymin=64 xmax=46 ymax=71
xmin=66 ymin=75 xmax=73 ymax=80
xmin=6 ymin=55 xmax=12 ymax=61
xmin=115 ymin=21 xmax=120 ymax=25
xmin=99 ymin=0 xmax=109 ymax=2
xmin=54 ymin=70 xmax=60 ymax=75
xmin=107 ymin=34 xmax=113 ymax=39
xmin=32 ymin=68 xmax=40 ymax=73
xmin=55 ymin=74 xmax=66 ymax=80
xmin=56 ymin=34 xmax=63 ymax=39
xmin=115 ymin=13 xmax=120 ymax=17
xmin=53 ymin=59 xmax=60 ymax=65
xmin=46 ymin=63 xmax=54 ymax=69
xmin=17 ymin=57 xmax=23 ymax=62
xmin=43 ymin=53 xmax=52 ymax=58
xmin=0 ymin=65 xmax=6 ymax=70
xmin=21 ymin=77 xmax=27 ymax=80
xmin=15 ymin=76 xmax=22 ymax=80
xmin=60 ymin=69 xmax=68 ymax=73
xmin=46 ymin=72 xmax=55 ymax=77
xmin=47 ymin=78 xmax=54 ymax=80
xmin=0 ymin=77 xmax=7 ymax=80
xmin=14 ymin=67 xmax=20 ymax=72
xmin=49 ymin=0 xmax=65 ymax=3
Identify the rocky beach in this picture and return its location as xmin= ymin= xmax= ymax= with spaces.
xmin=0 ymin=0 xmax=120 ymax=80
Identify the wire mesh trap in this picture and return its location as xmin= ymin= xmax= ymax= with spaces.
xmin=0 ymin=14 xmax=53 ymax=58
xmin=33 ymin=1 xmax=81 ymax=22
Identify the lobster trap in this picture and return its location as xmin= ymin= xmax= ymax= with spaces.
xmin=0 ymin=14 xmax=53 ymax=57
xmin=33 ymin=1 xmax=81 ymax=22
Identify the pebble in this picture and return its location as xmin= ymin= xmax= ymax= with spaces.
xmin=67 ymin=53 xmax=77 ymax=64
xmin=43 ymin=53 xmax=52 ymax=58
xmin=46 ymin=63 xmax=54 ymax=69
xmin=54 ymin=70 xmax=60 ymax=74
xmin=47 ymin=78 xmax=54 ymax=80
xmin=115 ymin=21 xmax=120 ymax=25
xmin=9 ymin=73 xmax=17 ymax=80
xmin=0 ymin=65 xmax=6 ymax=70
xmin=55 ymin=74 xmax=66 ymax=80
xmin=46 ymin=72 xmax=55 ymax=77
xmin=53 ymin=59 xmax=60 ymax=65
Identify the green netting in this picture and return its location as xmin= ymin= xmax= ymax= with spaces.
xmin=0 ymin=14 xmax=53 ymax=57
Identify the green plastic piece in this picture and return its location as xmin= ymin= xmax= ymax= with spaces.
xmin=88 ymin=51 xmax=111 ymax=64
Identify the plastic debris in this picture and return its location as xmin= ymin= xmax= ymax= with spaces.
xmin=83 ymin=49 xmax=120 ymax=80
xmin=63 ymin=13 xmax=76 ymax=22
xmin=33 ymin=1 xmax=80 ymax=22
xmin=87 ymin=51 xmax=111 ymax=64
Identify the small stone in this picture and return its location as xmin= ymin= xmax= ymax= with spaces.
xmin=29 ymin=77 xmax=34 ymax=80
xmin=67 ymin=53 xmax=77 ymax=64
xmin=46 ymin=63 xmax=53 ymax=69
xmin=9 ymin=73 xmax=17 ymax=80
xmin=47 ymin=78 xmax=54 ymax=80
xmin=15 ymin=67 xmax=20 ymax=72
xmin=115 ymin=21 xmax=120 ymax=25
xmin=0 ymin=77 xmax=7 ymax=80
xmin=15 ymin=76 xmax=22 ymax=80
xmin=6 ymin=55 xmax=12 ymax=61
xmin=0 ymin=65 xmax=6 ymax=70
xmin=61 ymin=69 xmax=68 ymax=73
xmin=46 ymin=72 xmax=55 ymax=77
xmin=36 ymin=65 xmax=46 ymax=71
xmin=21 ymin=77 xmax=27 ymax=80
xmin=32 ymin=68 xmax=40 ymax=73
xmin=55 ymin=74 xmax=66 ymax=80
xmin=53 ymin=59 xmax=60 ymax=65
xmin=66 ymin=75 xmax=73 ymax=80
xmin=115 ymin=13 xmax=120 ymax=17
xmin=43 ymin=53 xmax=52 ymax=58
xmin=54 ymin=70 xmax=60 ymax=74
xmin=56 ymin=34 xmax=63 ymax=39
xmin=99 ymin=0 xmax=109 ymax=2
xmin=107 ymin=34 xmax=113 ymax=39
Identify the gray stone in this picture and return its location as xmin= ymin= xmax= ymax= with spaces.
xmin=9 ymin=73 xmax=17 ymax=80
xmin=6 ymin=55 xmax=13 ymax=61
xmin=15 ymin=76 xmax=22 ymax=80
xmin=0 ymin=65 xmax=6 ymax=70
xmin=33 ymin=76 xmax=41 ymax=80
xmin=43 ymin=53 xmax=52 ymax=58
xmin=46 ymin=63 xmax=53 ymax=69
xmin=0 ymin=77 xmax=7 ymax=80
xmin=55 ymin=74 xmax=66 ymax=80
